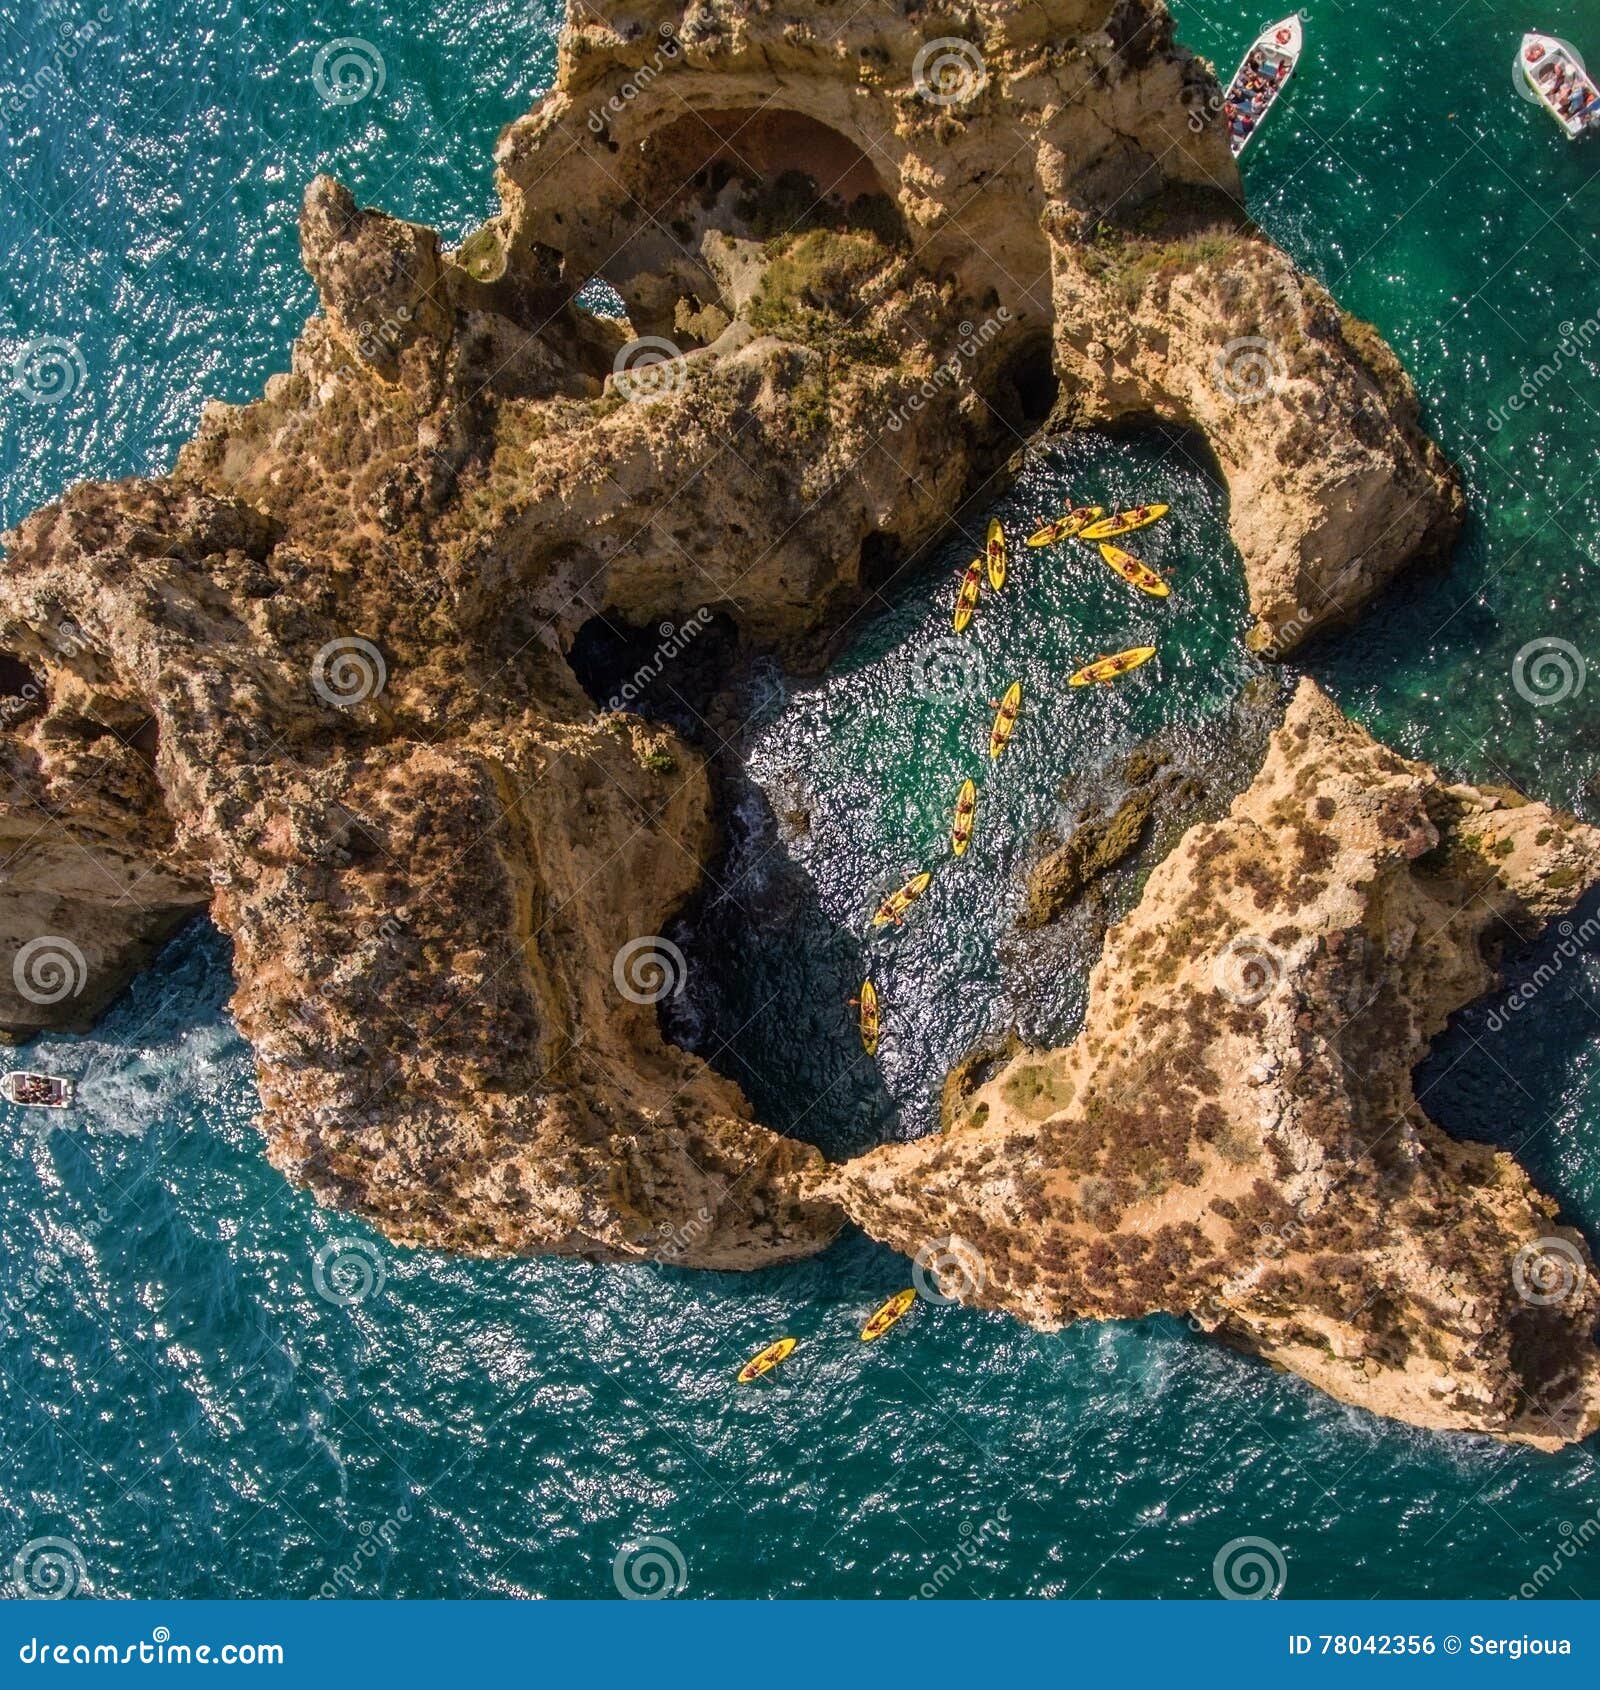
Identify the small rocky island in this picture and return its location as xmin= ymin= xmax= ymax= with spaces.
xmin=1 ymin=0 xmax=1592 ymax=1446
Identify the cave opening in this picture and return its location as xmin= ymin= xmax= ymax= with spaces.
xmin=575 ymin=275 xmax=629 ymax=323
xmin=857 ymin=531 xmax=903 ymax=597
xmin=991 ymin=332 xmax=1062 ymax=433
xmin=0 ymin=652 xmax=41 ymax=700
xmin=577 ymin=107 xmax=904 ymax=344
xmin=567 ymin=608 xmax=741 ymax=741
xmin=126 ymin=716 xmax=159 ymax=772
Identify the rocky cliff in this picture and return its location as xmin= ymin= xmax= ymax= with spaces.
xmin=3 ymin=0 xmax=1585 ymax=1446
xmin=820 ymin=680 xmax=1600 ymax=1450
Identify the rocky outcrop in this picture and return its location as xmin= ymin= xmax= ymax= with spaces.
xmin=487 ymin=0 xmax=1460 ymax=653
xmin=1058 ymin=195 xmax=1464 ymax=652
xmin=1021 ymin=746 xmax=1178 ymax=928
xmin=820 ymin=681 xmax=1600 ymax=1450
xmin=0 ymin=0 xmax=1534 ymax=1440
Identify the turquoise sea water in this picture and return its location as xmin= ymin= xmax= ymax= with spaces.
xmin=3 ymin=0 xmax=1600 ymax=1599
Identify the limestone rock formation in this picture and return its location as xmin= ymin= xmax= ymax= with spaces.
xmin=491 ymin=0 xmax=1461 ymax=651
xmin=820 ymin=680 xmax=1600 ymax=1450
xmin=1 ymin=0 xmax=1565 ymax=1449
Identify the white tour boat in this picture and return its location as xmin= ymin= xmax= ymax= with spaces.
xmin=1 ymin=1070 xmax=74 ymax=1109
xmin=1223 ymin=15 xmax=1305 ymax=158
xmin=1515 ymin=32 xmax=1600 ymax=138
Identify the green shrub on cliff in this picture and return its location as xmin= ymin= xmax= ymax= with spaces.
xmin=749 ymin=228 xmax=895 ymax=339
xmin=1080 ymin=228 xmax=1244 ymax=309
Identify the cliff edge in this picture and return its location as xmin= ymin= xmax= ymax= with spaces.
xmin=819 ymin=680 xmax=1600 ymax=1449
xmin=2 ymin=1 xmax=1459 ymax=1260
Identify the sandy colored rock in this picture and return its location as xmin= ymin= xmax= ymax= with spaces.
xmin=820 ymin=680 xmax=1600 ymax=1449
xmin=1 ymin=0 xmax=1453 ymax=1248
xmin=1023 ymin=754 xmax=1167 ymax=927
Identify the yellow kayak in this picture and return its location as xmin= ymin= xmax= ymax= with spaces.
xmin=951 ymin=779 xmax=978 ymax=857
xmin=986 ymin=518 xmax=1007 ymax=592
xmin=1080 ymin=503 xmax=1169 ymax=542
xmin=737 ymin=1337 xmax=798 ymax=1383
xmin=953 ymin=557 xmax=983 ymax=633
xmin=1069 ymin=646 xmax=1157 ymax=687
xmin=871 ymin=871 xmax=933 ymax=928
xmin=858 ymin=981 xmax=880 ymax=1057
xmin=989 ymin=682 xmax=1022 ymax=760
xmin=861 ymin=1289 xmax=917 ymax=1342
xmin=1026 ymin=505 xmax=1104 ymax=548
xmin=1097 ymin=543 xmax=1170 ymax=598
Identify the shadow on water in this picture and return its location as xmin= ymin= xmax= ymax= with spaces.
xmin=665 ymin=770 xmax=903 ymax=1162
xmin=651 ymin=424 xmax=1270 ymax=1152
xmin=1412 ymin=878 xmax=1600 ymax=1237
xmin=1417 ymin=881 xmax=1600 ymax=1234
xmin=562 ymin=606 xmax=902 ymax=1159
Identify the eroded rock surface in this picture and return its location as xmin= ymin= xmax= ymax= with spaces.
xmin=3 ymin=0 xmax=1579 ymax=1446
xmin=820 ymin=681 xmax=1600 ymax=1449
